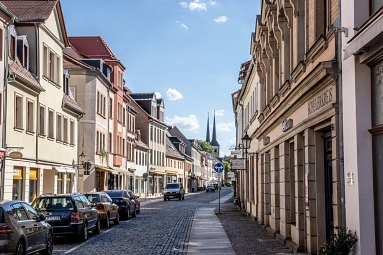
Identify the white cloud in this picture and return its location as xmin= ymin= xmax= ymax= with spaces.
xmin=189 ymin=0 xmax=207 ymax=11
xmin=216 ymin=122 xmax=235 ymax=132
xmin=166 ymin=88 xmax=183 ymax=101
xmin=166 ymin=115 xmax=200 ymax=132
xmin=214 ymin=16 xmax=228 ymax=23
xmin=155 ymin=92 xmax=162 ymax=98
xmin=209 ymin=0 xmax=217 ymax=5
xmin=215 ymin=109 xmax=225 ymax=116
xmin=179 ymin=2 xmax=188 ymax=8
xmin=180 ymin=23 xmax=189 ymax=29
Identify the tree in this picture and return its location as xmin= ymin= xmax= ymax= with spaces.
xmin=196 ymin=140 xmax=215 ymax=154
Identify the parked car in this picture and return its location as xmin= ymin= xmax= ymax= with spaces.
xmin=104 ymin=190 xmax=136 ymax=219
xmin=0 ymin=200 xmax=53 ymax=255
xmin=163 ymin=182 xmax=185 ymax=201
xmin=127 ymin=190 xmax=140 ymax=214
xmin=206 ymin=185 xmax=215 ymax=192
xmin=32 ymin=193 xmax=100 ymax=242
xmin=84 ymin=192 xmax=120 ymax=228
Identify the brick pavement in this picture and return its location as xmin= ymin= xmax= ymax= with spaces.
xmin=215 ymin=196 xmax=294 ymax=255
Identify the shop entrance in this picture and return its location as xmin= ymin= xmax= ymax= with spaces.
xmin=323 ymin=132 xmax=334 ymax=242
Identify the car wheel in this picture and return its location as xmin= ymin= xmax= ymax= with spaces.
xmin=80 ymin=223 xmax=88 ymax=242
xmin=164 ymin=197 xmax=166 ymax=201
xmin=15 ymin=240 xmax=25 ymax=255
xmin=102 ymin=214 xmax=110 ymax=228
xmin=126 ymin=208 xmax=130 ymax=220
xmin=40 ymin=231 xmax=53 ymax=255
xmin=93 ymin=218 xmax=101 ymax=234
xmin=131 ymin=206 xmax=137 ymax=218
xmin=114 ymin=212 xmax=120 ymax=224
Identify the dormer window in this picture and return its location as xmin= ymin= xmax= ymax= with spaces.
xmin=17 ymin=36 xmax=29 ymax=69
xmin=10 ymin=35 xmax=15 ymax=60
xmin=23 ymin=45 xmax=27 ymax=67
xmin=63 ymin=70 xmax=69 ymax=95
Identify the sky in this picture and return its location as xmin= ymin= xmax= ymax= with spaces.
xmin=61 ymin=0 xmax=260 ymax=157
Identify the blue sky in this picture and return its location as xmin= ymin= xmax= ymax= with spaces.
xmin=61 ymin=0 xmax=260 ymax=157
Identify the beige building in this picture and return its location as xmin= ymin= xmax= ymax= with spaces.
xmin=3 ymin=0 xmax=83 ymax=202
xmin=165 ymin=135 xmax=184 ymax=185
xmin=236 ymin=1 xmax=342 ymax=253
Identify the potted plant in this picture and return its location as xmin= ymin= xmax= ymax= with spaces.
xmin=320 ymin=227 xmax=358 ymax=255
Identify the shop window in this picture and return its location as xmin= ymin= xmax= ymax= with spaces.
xmin=66 ymin=173 xmax=72 ymax=193
xmin=57 ymin=173 xmax=63 ymax=194
xmin=12 ymin=169 xmax=23 ymax=200
xmin=29 ymin=169 xmax=38 ymax=202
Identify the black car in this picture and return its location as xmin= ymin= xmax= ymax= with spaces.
xmin=0 ymin=200 xmax=53 ymax=255
xmin=32 ymin=193 xmax=100 ymax=242
xmin=104 ymin=190 xmax=136 ymax=219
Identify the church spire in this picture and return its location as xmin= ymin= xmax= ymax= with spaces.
xmin=206 ymin=112 xmax=210 ymax=142
xmin=211 ymin=110 xmax=219 ymax=147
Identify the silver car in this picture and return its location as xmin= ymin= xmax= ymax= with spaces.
xmin=0 ymin=200 xmax=53 ymax=255
xmin=163 ymin=183 xmax=185 ymax=201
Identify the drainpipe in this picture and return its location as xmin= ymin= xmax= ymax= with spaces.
xmin=336 ymin=0 xmax=346 ymax=227
xmin=1 ymin=17 xmax=15 ymax=201
xmin=34 ymin=23 xmax=39 ymax=166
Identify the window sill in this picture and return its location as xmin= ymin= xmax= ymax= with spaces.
xmin=47 ymin=136 xmax=55 ymax=141
xmin=26 ymin=130 xmax=35 ymax=135
xmin=14 ymin=127 xmax=24 ymax=132
xmin=97 ymin=112 xmax=106 ymax=119
xmin=38 ymin=133 xmax=47 ymax=138
xmin=42 ymin=76 xmax=61 ymax=88
xmin=70 ymin=143 xmax=75 ymax=147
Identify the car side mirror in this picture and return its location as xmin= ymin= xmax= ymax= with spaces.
xmin=38 ymin=213 xmax=46 ymax=221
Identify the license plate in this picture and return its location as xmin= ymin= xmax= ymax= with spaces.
xmin=45 ymin=216 xmax=60 ymax=221
xmin=168 ymin=196 xmax=174 ymax=198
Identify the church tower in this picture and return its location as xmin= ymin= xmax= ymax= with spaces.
xmin=210 ymin=110 xmax=220 ymax=156
xmin=206 ymin=113 xmax=210 ymax=143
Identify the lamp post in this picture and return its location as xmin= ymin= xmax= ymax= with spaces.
xmin=240 ymin=132 xmax=251 ymax=210
xmin=72 ymin=151 xmax=88 ymax=193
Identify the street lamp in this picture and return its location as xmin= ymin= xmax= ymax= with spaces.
xmin=240 ymin=132 xmax=251 ymax=210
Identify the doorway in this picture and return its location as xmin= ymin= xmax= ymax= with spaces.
xmin=323 ymin=132 xmax=334 ymax=242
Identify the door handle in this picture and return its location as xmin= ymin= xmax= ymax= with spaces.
xmin=21 ymin=225 xmax=26 ymax=228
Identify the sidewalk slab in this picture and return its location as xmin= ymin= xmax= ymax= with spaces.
xmin=187 ymin=207 xmax=235 ymax=255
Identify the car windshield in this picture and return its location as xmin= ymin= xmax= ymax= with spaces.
xmin=207 ymin=185 xmax=214 ymax=188
xmin=105 ymin=191 xmax=122 ymax=198
xmin=32 ymin=197 xmax=73 ymax=211
xmin=166 ymin=184 xmax=179 ymax=189
xmin=84 ymin=194 xmax=100 ymax=203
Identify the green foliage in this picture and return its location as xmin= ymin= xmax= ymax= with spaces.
xmin=196 ymin=140 xmax=215 ymax=154
xmin=320 ymin=227 xmax=358 ymax=255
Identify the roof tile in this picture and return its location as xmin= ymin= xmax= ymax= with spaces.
xmin=1 ymin=0 xmax=57 ymax=22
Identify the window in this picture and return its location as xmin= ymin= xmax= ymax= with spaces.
xmin=10 ymin=35 xmax=15 ymax=60
xmin=23 ymin=45 xmax=28 ymax=68
xmin=57 ymin=173 xmax=63 ymax=194
xmin=56 ymin=55 xmax=60 ymax=84
xmin=26 ymin=100 xmax=34 ymax=132
xmin=109 ymin=133 xmax=112 ymax=153
xmin=13 ymin=169 xmax=23 ymax=200
xmin=48 ymin=109 xmax=54 ymax=138
xmin=43 ymin=45 xmax=61 ymax=85
xmin=15 ymin=94 xmax=23 ymax=129
xmin=123 ymin=108 xmax=125 ymax=125
xmin=49 ymin=51 xmax=54 ymax=80
xmin=371 ymin=0 xmax=383 ymax=14
xmin=43 ymin=45 xmax=48 ymax=76
xmin=56 ymin=114 xmax=62 ymax=141
xmin=39 ymin=105 xmax=45 ymax=135
xmin=96 ymin=131 xmax=99 ymax=152
xmin=70 ymin=120 xmax=75 ymax=145
xmin=63 ymin=117 xmax=68 ymax=143
xmin=73 ymin=196 xmax=84 ymax=208
xmin=0 ymin=29 xmax=3 ymax=60
xmin=11 ymin=203 xmax=28 ymax=221
xmin=109 ymin=98 xmax=113 ymax=118
xmin=28 ymin=169 xmax=38 ymax=203
xmin=22 ymin=203 xmax=38 ymax=220
xmin=97 ymin=91 xmax=100 ymax=113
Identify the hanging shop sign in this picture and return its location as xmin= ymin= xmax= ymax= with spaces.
xmin=9 ymin=151 xmax=23 ymax=159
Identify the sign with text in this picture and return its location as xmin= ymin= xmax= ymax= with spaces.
xmin=227 ymin=172 xmax=235 ymax=178
xmin=231 ymin=158 xmax=245 ymax=170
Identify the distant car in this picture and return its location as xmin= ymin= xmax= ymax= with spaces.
xmin=127 ymin=190 xmax=140 ymax=214
xmin=0 ymin=200 xmax=53 ymax=255
xmin=84 ymin=192 xmax=120 ymax=228
xmin=32 ymin=193 xmax=100 ymax=242
xmin=206 ymin=185 xmax=215 ymax=192
xmin=104 ymin=190 xmax=136 ymax=219
xmin=226 ymin=183 xmax=231 ymax=187
xmin=163 ymin=183 xmax=185 ymax=201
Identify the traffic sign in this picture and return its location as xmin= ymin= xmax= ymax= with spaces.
xmin=214 ymin=162 xmax=224 ymax=173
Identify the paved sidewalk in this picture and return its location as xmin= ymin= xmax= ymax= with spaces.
xmin=187 ymin=207 xmax=235 ymax=254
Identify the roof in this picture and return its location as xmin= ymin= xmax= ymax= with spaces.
xmin=62 ymin=93 xmax=83 ymax=114
xmin=68 ymin=36 xmax=117 ymax=60
xmin=166 ymin=136 xmax=184 ymax=160
xmin=130 ymin=93 xmax=155 ymax=100
xmin=8 ymin=57 xmax=45 ymax=92
xmin=1 ymin=0 xmax=57 ymax=22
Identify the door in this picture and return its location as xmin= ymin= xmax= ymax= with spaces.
xmin=323 ymin=132 xmax=334 ymax=242
xmin=11 ymin=203 xmax=36 ymax=252
xmin=22 ymin=203 xmax=47 ymax=250
xmin=79 ymin=195 xmax=97 ymax=229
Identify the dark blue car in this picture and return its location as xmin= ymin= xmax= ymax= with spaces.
xmin=104 ymin=190 xmax=136 ymax=219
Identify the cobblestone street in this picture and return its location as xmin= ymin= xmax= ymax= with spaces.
xmin=49 ymin=188 xmax=293 ymax=255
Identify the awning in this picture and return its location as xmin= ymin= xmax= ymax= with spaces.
xmin=53 ymin=167 xmax=76 ymax=173
xmin=109 ymin=167 xmax=123 ymax=175
xmin=165 ymin=170 xmax=178 ymax=175
xmin=344 ymin=13 xmax=383 ymax=60
xmin=95 ymin=165 xmax=111 ymax=172
xmin=54 ymin=167 xmax=66 ymax=173
xmin=150 ymin=170 xmax=166 ymax=175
